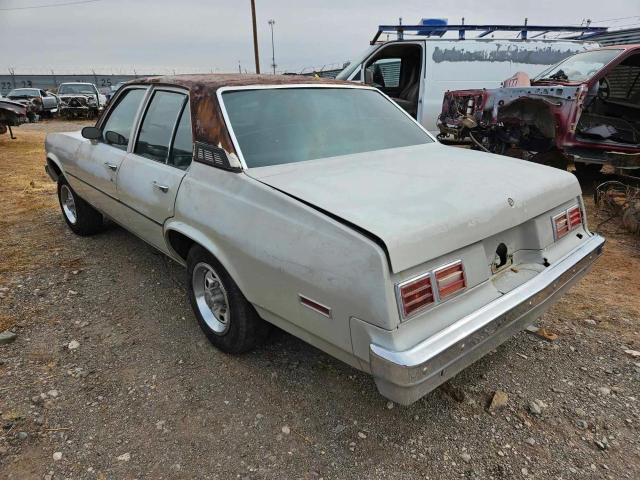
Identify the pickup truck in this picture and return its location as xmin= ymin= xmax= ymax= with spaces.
xmin=44 ymin=75 xmax=604 ymax=405
xmin=57 ymin=82 xmax=107 ymax=119
xmin=437 ymin=45 xmax=640 ymax=173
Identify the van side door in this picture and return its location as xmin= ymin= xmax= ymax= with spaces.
xmin=115 ymin=88 xmax=192 ymax=252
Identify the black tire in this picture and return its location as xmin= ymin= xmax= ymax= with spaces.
xmin=187 ymin=245 xmax=269 ymax=353
xmin=57 ymin=177 xmax=103 ymax=236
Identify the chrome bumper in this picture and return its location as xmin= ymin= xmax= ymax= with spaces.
xmin=370 ymin=234 xmax=605 ymax=405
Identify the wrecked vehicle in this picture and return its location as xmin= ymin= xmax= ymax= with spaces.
xmin=57 ymin=82 xmax=106 ymax=119
xmin=44 ymin=75 xmax=604 ymax=405
xmin=0 ymin=97 xmax=28 ymax=138
xmin=438 ymin=45 xmax=640 ymax=172
xmin=6 ymin=88 xmax=58 ymax=120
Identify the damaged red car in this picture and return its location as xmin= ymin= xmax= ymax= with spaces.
xmin=437 ymin=45 xmax=640 ymax=173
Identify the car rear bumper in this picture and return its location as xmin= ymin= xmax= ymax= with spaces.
xmin=369 ymin=234 xmax=605 ymax=405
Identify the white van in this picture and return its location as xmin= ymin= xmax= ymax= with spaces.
xmin=338 ymin=37 xmax=596 ymax=133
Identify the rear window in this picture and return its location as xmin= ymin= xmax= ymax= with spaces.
xmin=221 ymin=87 xmax=432 ymax=168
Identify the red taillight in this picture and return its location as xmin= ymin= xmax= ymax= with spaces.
xmin=553 ymin=212 xmax=570 ymax=239
xmin=435 ymin=261 xmax=466 ymax=299
xmin=567 ymin=205 xmax=582 ymax=229
xmin=553 ymin=205 xmax=583 ymax=240
xmin=398 ymin=275 xmax=434 ymax=318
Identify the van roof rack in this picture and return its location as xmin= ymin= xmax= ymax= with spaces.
xmin=371 ymin=23 xmax=608 ymax=44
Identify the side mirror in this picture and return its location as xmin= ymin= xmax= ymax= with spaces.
xmin=104 ymin=130 xmax=127 ymax=146
xmin=81 ymin=126 xmax=101 ymax=140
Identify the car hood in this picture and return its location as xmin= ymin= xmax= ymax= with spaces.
xmin=59 ymin=93 xmax=96 ymax=99
xmin=247 ymin=143 xmax=581 ymax=273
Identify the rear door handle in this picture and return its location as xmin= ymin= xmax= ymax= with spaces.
xmin=104 ymin=162 xmax=118 ymax=171
xmin=153 ymin=181 xmax=169 ymax=193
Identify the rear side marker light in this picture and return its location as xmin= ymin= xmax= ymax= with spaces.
xmin=397 ymin=274 xmax=435 ymax=318
xmin=299 ymin=294 xmax=332 ymax=318
xmin=553 ymin=204 xmax=583 ymax=240
xmin=434 ymin=261 xmax=466 ymax=299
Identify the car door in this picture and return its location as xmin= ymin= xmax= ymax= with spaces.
xmin=116 ymin=88 xmax=192 ymax=252
xmin=65 ymin=87 xmax=148 ymax=211
xmin=40 ymin=90 xmax=56 ymax=110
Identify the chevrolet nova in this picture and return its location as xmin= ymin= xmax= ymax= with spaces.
xmin=44 ymin=75 xmax=604 ymax=405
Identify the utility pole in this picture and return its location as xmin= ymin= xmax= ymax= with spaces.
xmin=250 ymin=0 xmax=260 ymax=74
xmin=268 ymin=19 xmax=276 ymax=74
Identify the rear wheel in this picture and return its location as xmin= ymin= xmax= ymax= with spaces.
xmin=57 ymin=177 xmax=103 ymax=235
xmin=187 ymin=245 xmax=269 ymax=353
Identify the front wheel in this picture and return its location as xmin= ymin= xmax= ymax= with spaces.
xmin=187 ymin=245 xmax=269 ymax=354
xmin=57 ymin=177 xmax=103 ymax=235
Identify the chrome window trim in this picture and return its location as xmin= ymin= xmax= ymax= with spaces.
xmin=216 ymin=83 xmax=437 ymax=171
xmin=95 ymin=85 xmax=151 ymax=153
xmin=130 ymin=86 xmax=189 ymax=165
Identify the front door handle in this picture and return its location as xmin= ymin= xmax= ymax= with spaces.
xmin=153 ymin=181 xmax=169 ymax=193
xmin=104 ymin=162 xmax=118 ymax=171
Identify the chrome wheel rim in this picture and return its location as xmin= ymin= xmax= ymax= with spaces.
xmin=60 ymin=185 xmax=77 ymax=224
xmin=192 ymin=262 xmax=230 ymax=335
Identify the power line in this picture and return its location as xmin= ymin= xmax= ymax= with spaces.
xmin=0 ymin=0 xmax=102 ymax=11
xmin=589 ymin=15 xmax=640 ymax=24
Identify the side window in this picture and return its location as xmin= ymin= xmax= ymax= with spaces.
xmin=365 ymin=57 xmax=401 ymax=88
xmin=134 ymin=91 xmax=186 ymax=163
xmin=169 ymin=102 xmax=193 ymax=170
xmin=606 ymin=55 xmax=640 ymax=101
xmin=101 ymin=89 xmax=146 ymax=150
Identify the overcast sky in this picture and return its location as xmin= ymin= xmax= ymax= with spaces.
xmin=1 ymin=0 xmax=639 ymax=75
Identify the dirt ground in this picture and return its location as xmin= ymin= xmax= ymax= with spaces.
xmin=1 ymin=120 xmax=639 ymax=480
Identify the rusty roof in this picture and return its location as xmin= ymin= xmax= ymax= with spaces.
xmin=126 ymin=74 xmax=351 ymax=165
xmin=133 ymin=73 xmax=348 ymax=90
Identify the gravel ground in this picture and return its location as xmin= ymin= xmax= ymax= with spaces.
xmin=1 ymin=120 xmax=639 ymax=479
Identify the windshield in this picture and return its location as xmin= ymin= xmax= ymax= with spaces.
xmin=58 ymin=84 xmax=95 ymax=95
xmin=534 ymin=49 xmax=623 ymax=83
xmin=222 ymin=87 xmax=433 ymax=168
xmin=7 ymin=89 xmax=39 ymax=98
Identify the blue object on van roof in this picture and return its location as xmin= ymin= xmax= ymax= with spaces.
xmin=417 ymin=18 xmax=448 ymax=37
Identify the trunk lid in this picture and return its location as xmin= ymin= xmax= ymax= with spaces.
xmin=247 ymin=143 xmax=581 ymax=273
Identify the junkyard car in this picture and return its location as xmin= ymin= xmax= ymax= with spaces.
xmin=0 ymin=97 xmax=28 ymax=138
xmin=437 ymin=45 xmax=640 ymax=173
xmin=6 ymin=87 xmax=58 ymax=120
xmin=44 ymin=75 xmax=604 ymax=405
xmin=57 ymin=82 xmax=106 ymax=119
